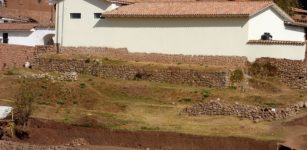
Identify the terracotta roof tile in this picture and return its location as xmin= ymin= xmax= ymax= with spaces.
xmin=108 ymin=0 xmax=196 ymax=4
xmin=292 ymin=8 xmax=307 ymax=14
xmin=0 ymin=8 xmax=54 ymax=27
xmin=107 ymin=0 xmax=251 ymax=4
xmin=0 ymin=23 xmax=37 ymax=31
xmin=247 ymin=40 xmax=305 ymax=46
xmin=103 ymin=1 xmax=274 ymax=18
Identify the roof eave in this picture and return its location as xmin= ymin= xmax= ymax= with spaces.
xmin=249 ymin=3 xmax=295 ymax=23
xmin=285 ymin=21 xmax=307 ymax=27
xmin=271 ymin=4 xmax=295 ymax=22
xmin=102 ymin=14 xmax=250 ymax=18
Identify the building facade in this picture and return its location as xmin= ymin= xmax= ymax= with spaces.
xmin=54 ymin=0 xmax=306 ymax=61
xmin=0 ymin=0 xmax=55 ymax=46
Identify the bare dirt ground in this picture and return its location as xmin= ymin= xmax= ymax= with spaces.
xmin=281 ymin=114 xmax=307 ymax=150
xmin=13 ymin=118 xmax=277 ymax=150
xmin=0 ymin=140 xmax=135 ymax=150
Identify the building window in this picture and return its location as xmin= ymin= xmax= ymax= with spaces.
xmin=94 ymin=13 xmax=104 ymax=19
xmin=2 ymin=33 xmax=8 ymax=43
xmin=70 ymin=13 xmax=81 ymax=19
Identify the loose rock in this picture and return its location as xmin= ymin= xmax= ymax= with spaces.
xmin=184 ymin=100 xmax=301 ymax=122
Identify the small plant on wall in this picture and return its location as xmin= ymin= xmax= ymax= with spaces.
xmin=229 ymin=69 xmax=245 ymax=91
xmin=230 ymin=69 xmax=244 ymax=83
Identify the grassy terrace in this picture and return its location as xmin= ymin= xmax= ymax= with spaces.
xmin=0 ymin=68 xmax=306 ymax=141
xmin=40 ymin=53 xmax=235 ymax=72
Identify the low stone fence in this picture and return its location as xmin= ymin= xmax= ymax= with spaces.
xmin=0 ymin=141 xmax=76 ymax=150
xmin=254 ymin=58 xmax=307 ymax=89
xmin=184 ymin=100 xmax=306 ymax=122
xmin=33 ymin=58 xmax=229 ymax=87
xmin=0 ymin=44 xmax=35 ymax=71
xmin=56 ymin=46 xmax=248 ymax=67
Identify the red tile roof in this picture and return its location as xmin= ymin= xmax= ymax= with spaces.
xmin=103 ymin=1 xmax=274 ymax=18
xmin=292 ymin=8 xmax=307 ymax=14
xmin=107 ymin=0 xmax=252 ymax=4
xmin=0 ymin=8 xmax=54 ymax=27
xmin=108 ymin=0 xmax=196 ymax=4
xmin=247 ymin=40 xmax=305 ymax=46
xmin=0 ymin=23 xmax=37 ymax=31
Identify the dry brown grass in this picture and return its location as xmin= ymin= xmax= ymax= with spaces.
xmin=0 ymin=68 xmax=305 ymax=141
xmin=41 ymin=53 xmax=233 ymax=72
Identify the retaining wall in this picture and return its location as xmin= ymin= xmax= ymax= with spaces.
xmin=0 ymin=44 xmax=35 ymax=71
xmin=254 ymin=58 xmax=307 ymax=89
xmin=57 ymin=46 xmax=248 ymax=67
xmin=33 ymin=58 xmax=229 ymax=87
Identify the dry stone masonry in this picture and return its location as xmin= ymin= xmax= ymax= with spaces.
xmin=0 ymin=140 xmax=87 ymax=150
xmin=41 ymin=46 xmax=248 ymax=67
xmin=21 ymin=72 xmax=78 ymax=81
xmin=254 ymin=58 xmax=307 ymax=89
xmin=0 ymin=44 xmax=35 ymax=71
xmin=184 ymin=100 xmax=307 ymax=122
xmin=32 ymin=58 xmax=228 ymax=87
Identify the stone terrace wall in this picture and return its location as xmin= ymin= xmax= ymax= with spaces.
xmin=0 ymin=140 xmax=84 ymax=150
xmin=0 ymin=44 xmax=35 ymax=71
xmin=33 ymin=58 xmax=229 ymax=87
xmin=254 ymin=58 xmax=307 ymax=89
xmin=56 ymin=46 xmax=248 ymax=67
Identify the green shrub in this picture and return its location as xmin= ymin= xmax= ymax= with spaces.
xmin=249 ymin=62 xmax=278 ymax=78
xmin=15 ymin=86 xmax=34 ymax=126
xmin=85 ymin=58 xmax=91 ymax=63
xmin=56 ymin=99 xmax=65 ymax=105
xmin=179 ymin=97 xmax=192 ymax=103
xmin=14 ymin=125 xmax=29 ymax=139
xmin=228 ymin=85 xmax=237 ymax=90
xmin=230 ymin=69 xmax=244 ymax=83
xmin=248 ymin=78 xmax=281 ymax=93
xmin=263 ymin=102 xmax=278 ymax=108
xmin=140 ymin=126 xmax=160 ymax=131
xmin=37 ymin=101 xmax=50 ymax=105
xmin=80 ymin=83 xmax=86 ymax=89
xmin=201 ymin=89 xmax=211 ymax=99
xmin=4 ymin=69 xmax=19 ymax=75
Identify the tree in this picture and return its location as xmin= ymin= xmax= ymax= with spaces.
xmin=255 ymin=0 xmax=300 ymax=14
xmin=274 ymin=0 xmax=301 ymax=14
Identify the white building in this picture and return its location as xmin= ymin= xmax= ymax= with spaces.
xmin=0 ymin=8 xmax=55 ymax=46
xmin=53 ymin=0 xmax=307 ymax=61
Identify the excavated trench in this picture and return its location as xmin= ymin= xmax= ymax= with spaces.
xmin=0 ymin=118 xmax=278 ymax=150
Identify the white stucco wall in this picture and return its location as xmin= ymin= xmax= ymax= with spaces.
xmin=246 ymin=44 xmax=305 ymax=61
xmin=0 ymin=28 xmax=55 ymax=46
xmin=248 ymin=8 xmax=305 ymax=41
xmin=56 ymin=0 xmax=306 ymax=62
xmin=56 ymin=0 xmax=249 ymax=56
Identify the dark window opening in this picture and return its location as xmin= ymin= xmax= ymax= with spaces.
xmin=94 ymin=13 xmax=104 ymax=19
xmin=70 ymin=13 xmax=81 ymax=19
xmin=3 ymin=33 xmax=8 ymax=43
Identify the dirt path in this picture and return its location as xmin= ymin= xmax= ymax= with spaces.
xmin=0 ymin=140 xmax=136 ymax=150
xmin=84 ymin=145 xmax=136 ymax=150
xmin=14 ymin=118 xmax=277 ymax=150
xmin=281 ymin=114 xmax=307 ymax=150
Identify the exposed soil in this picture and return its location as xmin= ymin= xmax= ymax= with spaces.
xmin=283 ymin=115 xmax=307 ymax=126
xmin=281 ymin=114 xmax=307 ymax=150
xmin=14 ymin=118 xmax=278 ymax=150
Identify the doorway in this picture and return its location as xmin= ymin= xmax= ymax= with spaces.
xmin=2 ymin=33 xmax=8 ymax=43
xmin=43 ymin=34 xmax=55 ymax=45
